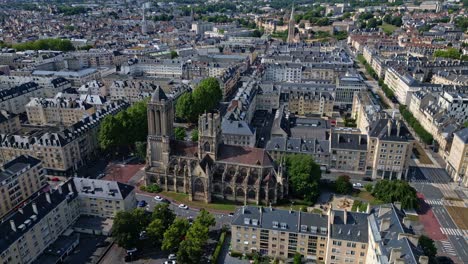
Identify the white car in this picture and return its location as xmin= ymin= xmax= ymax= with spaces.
xmin=353 ymin=183 xmax=363 ymax=188
xmin=168 ymin=254 xmax=176 ymax=260
xmin=164 ymin=261 xmax=176 ymax=264
xmin=154 ymin=195 xmax=163 ymax=202
xmin=178 ymin=204 xmax=188 ymax=210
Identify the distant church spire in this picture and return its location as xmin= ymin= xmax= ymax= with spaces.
xmin=287 ymin=3 xmax=296 ymax=43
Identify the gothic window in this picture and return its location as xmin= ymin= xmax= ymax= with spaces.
xmin=203 ymin=141 xmax=211 ymax=152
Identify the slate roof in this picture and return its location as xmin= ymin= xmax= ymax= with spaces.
xmin=0 ymin=155 xmax=41 ymax=183
xmin=217 ymin=144 xmax=274 ymax=167
xmin=265 ymin=137 xmax=329 ymax=155
xmin=455 ymin=127 xmax=468 ymax=144
xmin=368 ymin=119 xmax=413 ymax=142
xmin=0 ymin=179 xmax=78 ymax=254
xmin=330 ymin=133 xmax=368 ymax=151
xmin=330 ymin=210 xmax=369 ymax=243
xmin=232 ymin=206 xmax=328 ymax=235
xmin=151 ymin=86 xmax=168 ymax=102
xmin=221 ymin=119 xmax=255 ymax=136
xmin=0 ymin=82 xmax=41 ymax=103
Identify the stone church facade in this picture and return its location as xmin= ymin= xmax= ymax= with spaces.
xmin=145 ymin=88 xmax=288 ymax=204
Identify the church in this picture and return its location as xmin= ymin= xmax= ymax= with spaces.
xmin=145 ymin=88 xmax=288 ymax=204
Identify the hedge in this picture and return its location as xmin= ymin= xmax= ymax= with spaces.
xmin=211 ymin=231 xmax=227 ymax=264
xmin=139 ymin=184 xmax=162 ymax=193
xmin=399 ymin=105 xmax=433 ymax=145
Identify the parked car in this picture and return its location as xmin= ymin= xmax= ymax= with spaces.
xmin=137 ymin=200 xmax=147 ymax=208
xmin=164 ymin=261 xmax=176 ymax=264
xmin=353 ymin=183 xmax=363 ymax=188
xmin=228 ymin=212 xmax=234 ymax=217
xmin=178 ymin=204 xmax=188 ymax=210
xmin=363 ymin=177 xmax=373 ymax=182
xmin=125 ymin=248 xmax=138 ymax=262
xmin=154 ymin=195 xmax=164 ymax=202
xmin=168 ymin=254 xmax=176 ymax=260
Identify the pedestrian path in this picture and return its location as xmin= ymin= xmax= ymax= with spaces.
xmin=440 ymin=227 xmax=468 ymax=237
xmin=434 ymin=183 xmax=460 ymax=199
xmin=440 ymin=240 xmax=457 ymax=256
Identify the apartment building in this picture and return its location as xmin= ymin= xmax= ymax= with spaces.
xmin=264 ymin=63 xmax=302 ymax=83
xmin=0 ymin=82 xmax=45 ymax=114
xmin=0 ymin=76 xmax=71 ymax=98
xmin=330 ymin=131 xmax=368 ymax=173
xmin=325 ymin=210 xmax=369 ymax=264
xmin=108 ymin=80 xmax=157 ymax=103
xmin=26 ymin=97 xmax=95 ymax=126
xmin=0 ymin=177 xmax=135 ymax=264
xmin=335 ymin=74 xmax=366 ymax=106
xmin=446 ymin=128 xmax=468 ymax=187
xmin=0 ymin=155 xmax=46 ymax=218
xmin=191 ymin=21 xmax=214 ymax=35
xmin=73 ymin=177 xmax=136 ymax=218
xmin=0 ymin=182 xmax=81 ymax=264
xmin=0 ymin=102 xmax=128 ymax=176
xmin=32 ymin=68 xmax=100 ymax=88
xmin=266 ymin=137 xmax=330 ymax=169
xmin=288 ymin=90 xmax=334 ymax=117
xmin=367 ymin=119 xmax=414 ymax=180
xmin=351 ymin=92 xmax=382 ymax=133
xmin=383 ymin=67 xmax=417 ymax=105
xmin=0 ymin=110 xmax=21 ymax=134
xmin=231 ymin=206 xmax=329 ymax=262
xmin=367 ymin=203 xmax=428 ymax=264
xmin=123 ymin=58 xmax=184 ymax=78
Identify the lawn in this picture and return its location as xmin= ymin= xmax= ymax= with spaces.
xmin=354 ymin=190 xmax=385 ymax=205
xmin=446 ymin=206 xmax=468 ymax=230
xmin=379 ymin=23 xmax=398 ymax=34
xmin=413 ymin=143 xmax=433 ymax=165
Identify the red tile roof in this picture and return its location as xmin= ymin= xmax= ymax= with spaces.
xmin=217 ymin=144 xmax=273 ymax=167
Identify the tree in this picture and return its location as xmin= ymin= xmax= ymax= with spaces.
xmin=192 ymin=77 xmax=222 ymax=116
xmin=372 ymin=180 xmax=418 ymax=209
xmin=419 ymin=235 xmax=437 ymax=261
xmin=366 ymin=18 xmax=378 ymax=29
xmin=152 ymin=203 xmax=176 ymax=229
xmin=135 ymin=141 xmax=147 ymax=161
xmin=147 ymin=218 xmax=166 ymax=245
xmin=112 ymin=209 xmax=151 ymax=249
xmin=170 ymin=50 xmax=179 ymax=59
xmin=195 ymin=209 xmax=216 ymax=228
xmin=252 ymin=29 xmax=262 ymax=38
xmin=293 ymin=252 xmax=302 ymax=264
xmin=434 ymin=48 xmax=461 ymax=60
xmin=191 ymin=129 xmax=199 ymax=142
xmin=286 ymin=154 xmax=321 ymax=203
xmin=177 ymin=221 xmax=209 ymax=263
xmin=335 ymin=175 xmax=353 ymax=194
xmin=162 ymin=218 xmax=191 ymax=252
xmin=175 ymin=127 xmax=186 ymax=141
xmin=98 ymin=115 xmax=124 ymax=152
xmin=176 ymin=92 xmax=197 ymax=122
xmin=364 ymin=183 xmax=373 ymax=192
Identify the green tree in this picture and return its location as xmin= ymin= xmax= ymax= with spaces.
xmin=195 ymin=209 xmax=216 ymax=227
xmin=293 ymin=252 xmax=302 ymax=264
xmin=152 ymin=203 xmax=176 ymax=228
xmin=135 ymin=141 xmax=147 ymax=161
xmin=335 ymin=175 xmax=353 ymax=194
xmin=147 ymin=218 xmax=166 ymax=245
xmin=176 ymin=92 xmax=197 ymax=123
xmin=170 ymin=50 xmax=179 ymax=59
xmin=372 ymin=180 xmax=418 ymax=209
xmin=191 ymin=129 xmax=199 ymax=142
xmin=434 ymin=48 xmax=461 ymax=60
xmin=98 ymin=115 xmax=124 ymax=152
xmin=177 ymin=221 xmax=209 ymax=263
xmin=192 ymin=77 xmax=222 ymax=116
xmin=419 ymin=235 xmax=437 ymax=260
xmin=366 ymin=18 xmax=378 ymax=29
xmin=112 ymin=209 xmax=151 ymax=249
xmin=364 ymin=183 xmax=373 ymax=192
xmin=286 ymin=154 xmax=321 ymax=203
xmin=175 ymin=127 xmax=186 ymax=141
xmin=162 ymin=218 xmax=191 ymax=252
xmin=252 ymin=29 xmax=262 ymax=38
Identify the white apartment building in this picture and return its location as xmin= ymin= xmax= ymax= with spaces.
xmin=264 ymin=63 xmax=302 ymax=83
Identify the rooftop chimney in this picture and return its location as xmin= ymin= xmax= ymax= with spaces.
xmin=343 ymin=209 xmax=348 ymax=224
xmin=390 ymin=248 xmax=402 ymax=263
xmin=397 ymin=120 xmax=401 ymax=136
xmin=45 ymin=192 xmax=52 ymax=204
xmin=58 ymin=185 xmax=63 ymax=194
xmin=366 ymin=203 xmax=371 ymax=214
xmin=419 ymin=256 xmax=429 ymax=264
xmin=380 ymin=218 xmax=391 ymax=231
xmin=32 ymin=203 xmax=38 ymax=214
xmin=242 ymin=206 xmax=245 ymax=214
xmin=10 ymin=220 xmax=16 ymax=232
xmin=18 ymin=208 xmax=24 ymax=214
xmin=394 ymin=202 xmax=402 ymax=210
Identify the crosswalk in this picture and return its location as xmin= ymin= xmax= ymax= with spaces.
xmin=434 ymin=183 xmax=460 ymax=199
xmin=425 ymin=199 xmax=466 ymax=207
xmin=440 ymin=240 xmax=457 ymax=256
xmin=425 ymin=199 xmax=444 ymax=205
xmin=440 ymin=227 xmax=468 ymax=237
